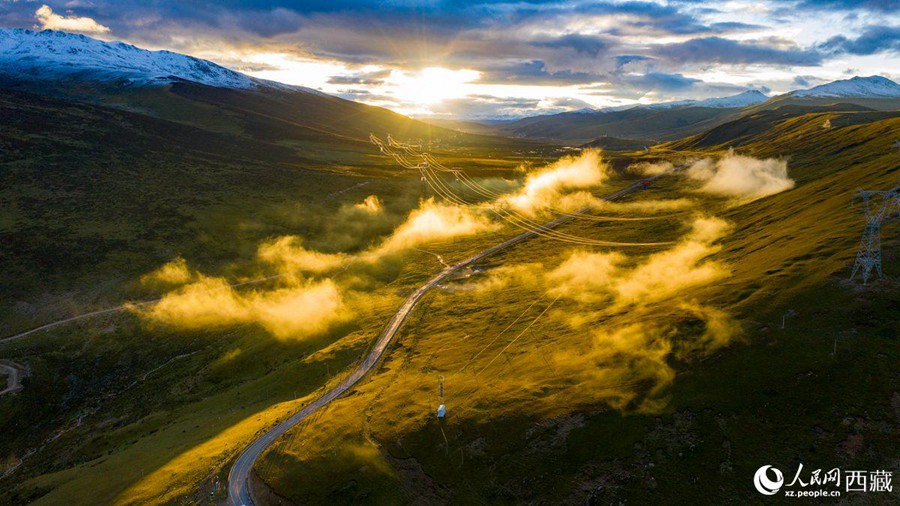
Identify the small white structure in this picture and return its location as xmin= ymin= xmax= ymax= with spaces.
xmin=437 ymin=404 xmax=446 ymax=418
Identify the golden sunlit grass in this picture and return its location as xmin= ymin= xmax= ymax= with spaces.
xmin=254 ymin=113 xmax=900 ymax=504
xmin=254 ymin=175 xmax=741 ymax=501
xmin=4 ymin=107 xmax=898 ymax=505
xmin=16 ymin=297 xmax=398 ymax=505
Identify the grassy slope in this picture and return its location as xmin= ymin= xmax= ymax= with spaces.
xmin=19 ymin=79 xmax=534 ymax=152
xmin=491 ymin=106 xmax=740 ymax=144
xmin=0 ymin=88 xmax=554 ymax=503
xmin=744 ymin=95 xmax=900 ymax=114
xmin=255 ymin=111 xmax=900 ymax=504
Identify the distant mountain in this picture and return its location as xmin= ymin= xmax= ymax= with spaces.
xmin=476 ymin=77 xmax=900 ymax=142
xmin=741 ymin=76 xmax=900 ymax=115
xmin=470 ymin=90 xmax=770 ymax=142
xmin=789 ymin=75 xmax=900 ymax=98
xmin=629 ymin=90 xmax=768 ymax=110
xmin=0 ymin=28 xmax=496 ymax=148
xmin=0 ymin=28 xmax=272 ymax=90
xmin=694 ymin=90 xmax=769 ymax=108
xmin=489 ymin=106 xmax=737 ymax=143
xmin=568 ymin=90 xmax=769 ymax=113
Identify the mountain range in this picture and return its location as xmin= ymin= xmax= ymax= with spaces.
xmin=1 ymin=26 xmax=899 ymax=506
xmin=0 ymin=28 xmax=481 ymax=150
xmin=1 ymin=27 xmax=899 ymax=145
xmin=487 ymin=77 xmax=900 ymax=143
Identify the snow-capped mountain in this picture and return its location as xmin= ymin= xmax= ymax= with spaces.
xmin=694 ymin=90 xmax=769 ymax=108
xmin=789 ymin=75 xmax=900 ymax=98
xmin=0 ymin=28 xmax=262 ymax=90
xmin=595 ymin=89 xmax=769 ymax=112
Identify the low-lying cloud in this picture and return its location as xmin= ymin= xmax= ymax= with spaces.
xmin=553 ymin=299 xmax=739 ymax=411
xmin=461 ymin=214 xmax=738 ymax=411
xmin=548 ymin=216 xmax=731 ymax=305
xmin=257 ymin=236 xmax=347 ymax=275
xmin=144 ymin=275 xmax=348 ymax=340
xmin=500 ymin=149 xmax=611 ymax=215
xmin=353 ymin=195 xmax=384 ymax=214
xmin=629 ymin=160 xmax=674 ymax=176
xmin=138 ymin=195 xmax=499 ymax=339
xmin=136 ymin=149 xmax=739 ymax=347
xmin=141 ymin=257 xmax=194 ymax=287
xmin=375 ymin=198 xmax=498 ymax=253
xmin=686 ymin=151 xmax=794 ymax=201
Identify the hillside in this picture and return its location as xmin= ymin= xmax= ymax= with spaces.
xmin=1 ymin=24 xmax=899 ymax=506
xmin=0 ymin=28 xmax=518 ymax=150
xmin=664 ymin=104 xmax=896 ymax=150
xmin=460 ymin=77 xmax=900 ymax=145
xmin=492 ymin=106 xmax=741 ymax=143
xmin=250 ymin=108 xmax=900 ymax=504
xmin=0 ymin=85 xmax=551 ymax=504
xmin=1 ymin=79 xmax=898 ymax=504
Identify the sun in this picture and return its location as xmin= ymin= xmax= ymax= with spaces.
xmin=382 ymin=67 xmax=481 ymax=106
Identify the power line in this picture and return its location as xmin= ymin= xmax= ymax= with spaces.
xmin=373 ymin=135 xmax=675 ymax=248
xmin=460 ymin=294 xmax=545 ymax=373
xmin=477 ymin=295 xmax=561 ymax=375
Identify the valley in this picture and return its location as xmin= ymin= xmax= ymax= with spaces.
xmin=0 ymin=23 xmax=898 ymax=506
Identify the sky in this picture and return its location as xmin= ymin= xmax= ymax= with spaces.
xmin=1 ymin=0 xmax=899 ymax=119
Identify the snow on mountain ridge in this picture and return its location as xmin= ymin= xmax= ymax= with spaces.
xmin=588 ymin=89 xmax=769 ymax=113
xmin=789 ymin=75 xmax=900 ymax=98
xmin=0 ymin=28 xmax=258 ymax=89
xmin=695 ymin=89 xmax=769 ymax=108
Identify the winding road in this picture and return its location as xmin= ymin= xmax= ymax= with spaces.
xmin=226 ymin=177 xmax=663 ymax=505
xmin=0 ymin=360 xmax=24 ymax=395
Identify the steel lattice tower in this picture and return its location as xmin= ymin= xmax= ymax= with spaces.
xmin=850 ymin=186 xmax=900 ymax=284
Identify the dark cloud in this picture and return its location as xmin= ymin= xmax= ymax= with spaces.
xmin=653 ymin=37 xmax=822 ymax=65
xmin=231 ymin=8 xmax=304 ymax=37
xmin=569 ymin=1 xmax=710 ymax=35
xmin=0 ymin=0 xmax=891 ymax=116
xmin=533 ymin=34 xmax=610 ymax=58
xmin=709 ymin=22 xmax=766 ymax=32
xmin=614 ymin=55 xmax=654 ymax=69
xmin=327 ymin=68 xmax=392 ymax=86
xmin=819 ymin=25 xmax=900 ymax=55
xmin=625 ymin=72 xmax=701 ymax=91
xmin=477 ymin=60 xmax=604 ymax=85
xmin=792 ymin=0 xmax=900 ymax=12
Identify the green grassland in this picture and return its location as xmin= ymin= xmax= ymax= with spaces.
xmin=253 ymin=111 xmax=900 ymax=504
xmin=0 ymin=85 xmax=897 ymax=506
xmin=0 ymin=88 xmax=554 ymax=504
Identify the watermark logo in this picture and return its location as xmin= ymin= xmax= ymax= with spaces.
xmin=754 ymin=465 xmax=784 ymax=495
xmin=753 ymin=464 xmax=893 ymax=498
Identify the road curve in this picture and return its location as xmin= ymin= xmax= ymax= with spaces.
xmin=0 ymin=360 xmax=24 ymax=395
xmin=226 ymin=177 xmax=662 ymax=506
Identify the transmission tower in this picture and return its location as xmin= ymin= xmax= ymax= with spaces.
xmin=849 ymin=186 xmax=900 ymax=284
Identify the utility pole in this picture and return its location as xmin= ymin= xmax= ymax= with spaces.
xmin=437 ymin=375 xmax=446 ymax=419
xmin=781 ymin=309 xmax=797 ymax=329
xmin=849 ymin=187 xmax=899 ymax=284
xmin=850 ymin=141 xmax=900 ymax=284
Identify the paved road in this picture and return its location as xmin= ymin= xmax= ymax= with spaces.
xmin=0 ymin=360 xmax=24 ymax=395
xmin=226 ymin=177 xmax=661 ymax=505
